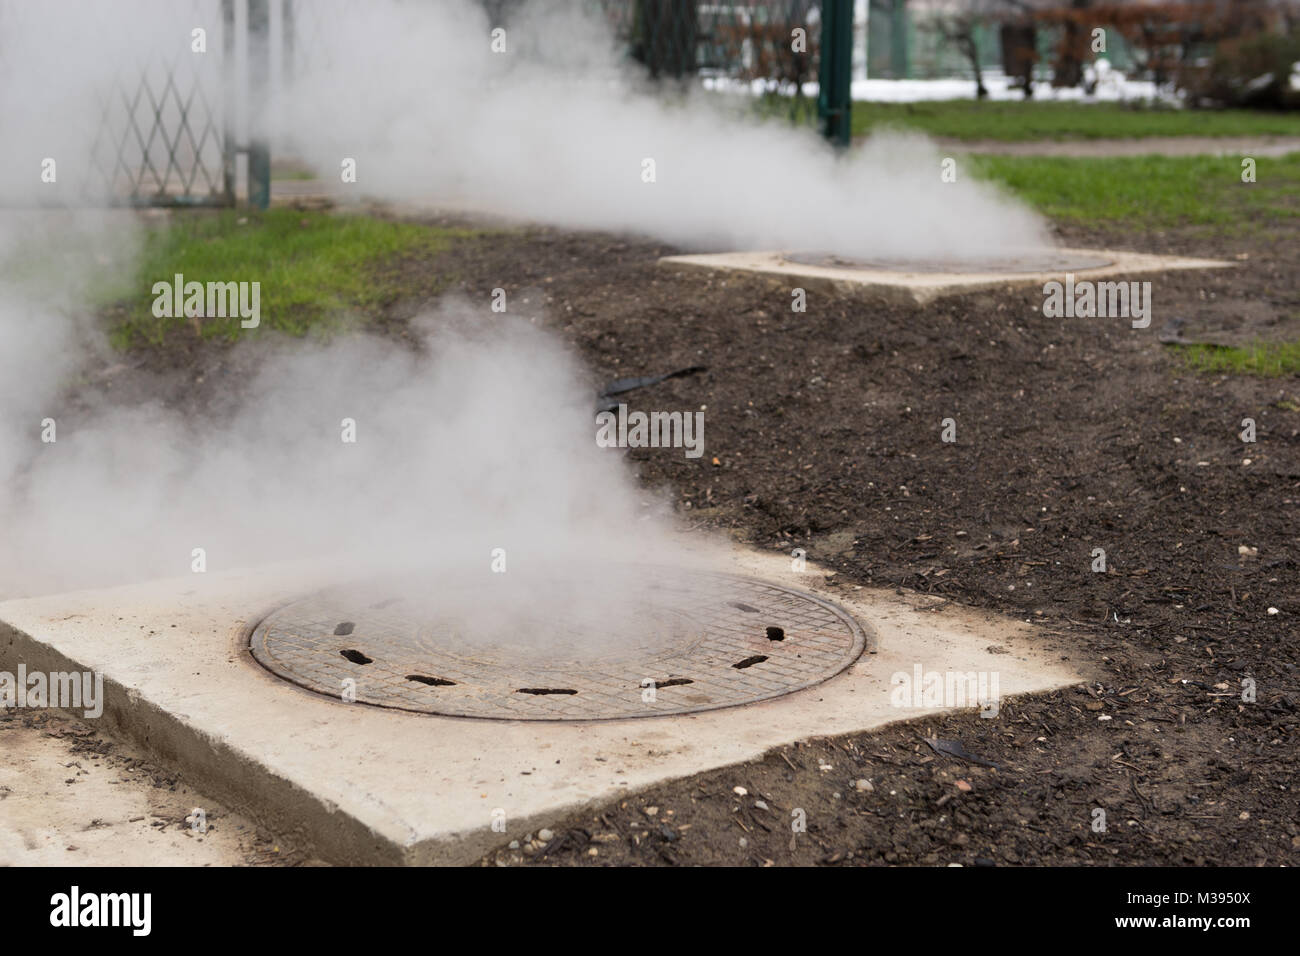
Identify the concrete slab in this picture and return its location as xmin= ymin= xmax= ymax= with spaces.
xmin=657 ymin=248 xmax=1234 ymax=306
xmin=0 ymin=548 xmax=1081 ymax=865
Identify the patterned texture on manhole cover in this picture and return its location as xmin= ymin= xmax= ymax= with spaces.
xmin=782 ymin=250 xmax=1114 ymax=274
xmin=249 ymin=570 xmax=868 ymax=720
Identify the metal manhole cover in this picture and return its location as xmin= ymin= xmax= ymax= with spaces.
xmin=783 ymin=250 xmax=1114 ymax=274
xmin=249 ymin=569 xmax=869 ymax=720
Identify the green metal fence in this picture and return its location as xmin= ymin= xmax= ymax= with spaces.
xmin=585 ymin=1 xmax=852 ymax=143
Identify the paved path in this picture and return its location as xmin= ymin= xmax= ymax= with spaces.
xmin=935 ymin=135 xmax=1300 ymax=158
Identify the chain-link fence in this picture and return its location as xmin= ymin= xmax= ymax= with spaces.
xmin=0 ymin=0 xmax=237 ymax=207
xmin=86 ymin=6 xmax=232 ymax=208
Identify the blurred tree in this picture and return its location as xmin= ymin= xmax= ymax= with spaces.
xmin=632 ymin=0 xmax=699 ymax=79
xmin=715 ymin=1 xmax=820 ymax=119
xmin=930 ymin=1 xmax=999 ymax=98
xmin=1050 ymin=0 xmax=1094 ymax=88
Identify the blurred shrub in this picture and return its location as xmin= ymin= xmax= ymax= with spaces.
xmin=1191 ymin=31 xmax=1300 ymax=109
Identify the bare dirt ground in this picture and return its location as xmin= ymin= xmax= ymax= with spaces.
xmin=9 ymin=194 xmax=1298 ymax=867
xmin=419 ymin=215 xmax=1295 ymax=867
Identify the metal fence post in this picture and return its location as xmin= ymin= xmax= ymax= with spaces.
xmin=248 ymin=0 xmax=271 ymax=209
xmin=890 ymin=0 xmax=909 ymax=79
xmin=818 ymin=0 xmax=853 ymax=147
xmin=282 ymin=0 xmax=295 ymax=88
xmin=221 ymin=0 xmax=236 ymax=205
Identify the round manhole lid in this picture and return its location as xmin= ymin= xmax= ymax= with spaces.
xmin=782 ymin=250 xmax=1113 ymax=274
xmin=249 ymin=569 xmax=869 ymax=720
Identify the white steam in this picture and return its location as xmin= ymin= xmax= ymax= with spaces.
xmin=282 ymin=0 xmax=1051 ymax=260
xmin=1 ymin=0 xmax=1048 ymax=622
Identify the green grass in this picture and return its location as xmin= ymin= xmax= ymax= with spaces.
xmin=852 ymin=99 xmax=1300 ymax=142
xmin=967 ymin=152 xmax=1300 ymax=227
xmin=99 ymin=209 xmax=471 ymax=347
xmin=1175 ymin=341 xmax=1300 ymax=377
xmin=746 ymin=95 xmax=1300 ymax=142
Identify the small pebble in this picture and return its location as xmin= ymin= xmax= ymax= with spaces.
xmin=733 ymin=786 xmax=747 ymax=796
xmin=537 ymin=828 xmax=554 ymax=842
xmin=854 ymin=779 xmax=873 ymax=792
xmin=508 ymin=840 xmax=519 ymax=850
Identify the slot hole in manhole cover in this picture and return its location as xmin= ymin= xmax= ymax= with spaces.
xmin=407 ymin=674 xmax=455 ymax=686
xmin=517 ymin=687 xmax=579 ymax=696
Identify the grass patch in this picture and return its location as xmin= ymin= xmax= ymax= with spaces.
xmin=851 ymin=99 xmax=1300 ymax=142
xmin=1175 ymin=341 xmax=1300 ymax=377
xmin=101 ymin=209 xmax=472 ymax=347
xmin=968 ymin=152 xmax=1300 ymax=227
xmin=746 ymin=95 xmax=1300 ymax=141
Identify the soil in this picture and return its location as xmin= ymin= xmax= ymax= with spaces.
xmin=425 ymin=216 xmax=1295 ymax=867
xmin=30 ymin=203 xmax=1300 ymax=867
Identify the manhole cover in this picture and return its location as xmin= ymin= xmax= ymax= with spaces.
xmin=782 ymin=250 xmax=1113 ymax=274
xmin=249 ymin=569 xmax=869 ymax=720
